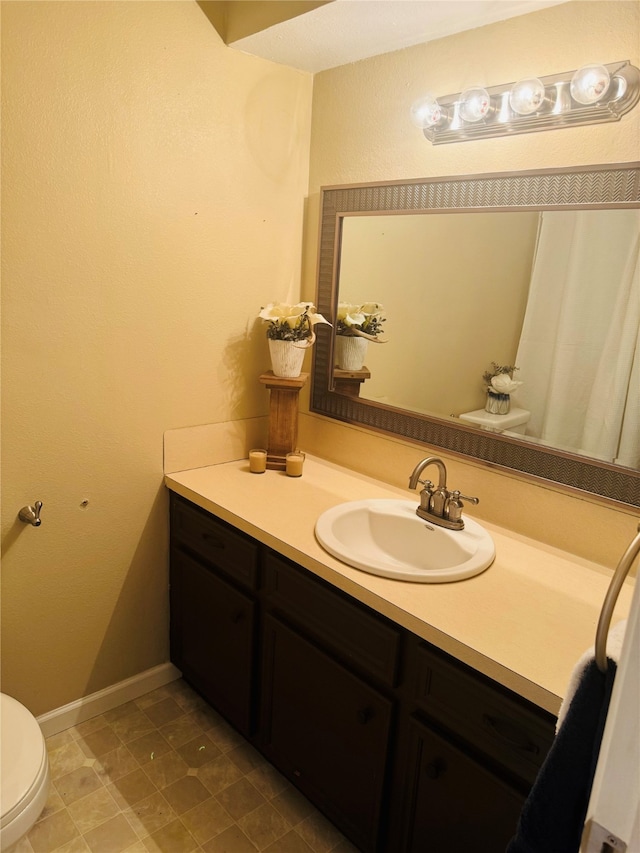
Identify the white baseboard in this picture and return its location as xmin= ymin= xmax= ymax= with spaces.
xmin=36 ymin=662 xmax=182 ymax=737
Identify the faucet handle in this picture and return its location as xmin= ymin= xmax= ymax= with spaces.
xmin=445 ymin=491 xmax=479 ymax=525
xmin=417 ymin=480 xmax=433 ymax=511
xmin=457 ymin=492 xmax=479 ymax=505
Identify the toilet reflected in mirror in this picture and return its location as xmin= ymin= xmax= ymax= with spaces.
xmin=459 ymin=407 xmax=531 ymax=436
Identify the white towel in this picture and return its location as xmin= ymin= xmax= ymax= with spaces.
xmin=556 ymin=619 xmax=627 ymax=732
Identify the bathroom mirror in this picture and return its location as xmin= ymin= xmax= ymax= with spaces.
xmin=311 ymin=162 xmax=640 ymax=508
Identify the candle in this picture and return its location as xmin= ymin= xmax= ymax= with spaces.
xmin=286 ymin=451 xmax=305 ymax=477
xmin=249 ymin=449 xmax=267 ymax=474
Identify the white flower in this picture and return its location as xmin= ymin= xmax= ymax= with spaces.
xmin=344 ymin=311 xmax=366 ymax=328
xmin=359 ymin=302 xmax=383 ymax=316
xmin=258 ymin=302 xmax=331 ymax=342
xmin=336 ymin=301 xmax=386 ymax=339
xmin=490 ymin=374 xmax=522 ymax=395
xmin=336 ymin=303 xmax=364 ymax=327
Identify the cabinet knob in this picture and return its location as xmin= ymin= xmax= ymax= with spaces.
xmin=201 ymin=533 xmax=224 ymax=549
xmin=482 ymin=714 xmax=538 ymax=754
xmin=231 ymin=610 xmax=245 ymax=624
xmin=425 ymin=758 xmax=446 ymax=780
xmin=357 ymin=707 xmax=375 ymax=725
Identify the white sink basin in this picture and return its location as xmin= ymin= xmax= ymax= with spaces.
xmin=315 ymin=499 xmax=495 ymax=583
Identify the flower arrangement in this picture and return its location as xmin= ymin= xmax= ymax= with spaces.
xmin=336 ymin=302 xmax=387 ymax=342
xmin=482 ymin=362 xmax=522 ymax=396
xmin=258 ymin=302 xmax=331 ymax=346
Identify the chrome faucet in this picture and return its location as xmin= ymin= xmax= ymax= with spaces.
xmin=408 ymin=457 xmax=478 ymax=530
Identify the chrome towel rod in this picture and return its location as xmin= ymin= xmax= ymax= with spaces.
xmin=595 ymin=523 xmax=640 ymax=673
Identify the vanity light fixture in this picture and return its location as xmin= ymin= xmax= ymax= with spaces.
xmin=458 ymin=86 xmax=492 ymax=123
xmin=509 ymin=77 xmax=546 ymax=116
xmin=411 ymin=60 xmax=640 ymax=144
xmin=409 ymin=93 xmax=445 ymax=129
xmin=570 ymin=63 xmax=611 ymax=104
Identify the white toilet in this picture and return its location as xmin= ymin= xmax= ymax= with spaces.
xmin=0 ymin=693 xmax=50 ymax=850
xmin=459 ymin=406 xmax=531 ymax=436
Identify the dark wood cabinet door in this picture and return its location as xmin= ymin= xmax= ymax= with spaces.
xmin=402 ymin=717 xmax=525 ymax=853
xmin=174 ymin=549 xmax=256 ymax=736
xmin=261 ymin=615 xmax=393 ymax=853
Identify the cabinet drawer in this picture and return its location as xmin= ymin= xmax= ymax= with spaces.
xmin=414 ymin=644 xmax=555 ymax=785
xmin=264 ymin=551 xmax=401 ymax=687
xmin=171 ymin=495 xmax=258 ymax=590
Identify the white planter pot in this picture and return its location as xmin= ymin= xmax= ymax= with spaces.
xmin=269 ymin=339 xmax=306 ymax=378
xmin=335 ymin=336 xmax=368 ymax=371
xmin=485 ymin=391 xmax=511 ymax=415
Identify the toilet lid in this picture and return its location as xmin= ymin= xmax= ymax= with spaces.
xmin=0 ymin=693 xmax=48 ymax=825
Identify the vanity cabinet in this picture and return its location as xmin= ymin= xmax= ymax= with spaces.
xmin=400 ymin=717 xmax=525 ymax=851
xmin=412 ymin=643 xmax=555 ymax=788
xmin=261 ymin=551 xmax=399 ymax=852
xmin=169 ymin=496 xmax=259 ymax=736
xmin=261 ymin=615 xmax=393 ymax=851
xmin=396 ymin=642 xmax=555 ymax=851
xmin=169 ymin=493 xmax=555 ymax=853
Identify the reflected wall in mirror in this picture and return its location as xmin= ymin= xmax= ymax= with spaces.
xmin=338 ymin=208 xmax=640 ymax=470
xmin=338 ymin=211 xmax=538 ymax=417
xmin=311 ymin=163 xmax=640 ymax=508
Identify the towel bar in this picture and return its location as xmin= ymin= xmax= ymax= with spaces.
xmin=595 ymin=523 xmax=640 ymax=673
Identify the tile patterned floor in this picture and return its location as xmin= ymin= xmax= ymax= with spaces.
xmin=9 ymin=680 xmax=358 ymax=853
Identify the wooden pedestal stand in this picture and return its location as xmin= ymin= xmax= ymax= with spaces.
xmin=259 ymin=371 xmax=308 ymax=470
xmin=333 ymin=366 xmax=371 ymax=397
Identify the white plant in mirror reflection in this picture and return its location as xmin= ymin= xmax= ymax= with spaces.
xmin=489 ymin=373 xmax=523 ymax=395
xmin=258 ymin=302 xmax=331 ymax=346
xmin=336 ymin=302 xmax=387 ymax=342
xmin=482 ymin=362 xmax=522 ymax=395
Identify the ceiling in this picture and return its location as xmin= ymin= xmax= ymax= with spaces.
xmin=228 ymin=0 xmax=570 ymax=73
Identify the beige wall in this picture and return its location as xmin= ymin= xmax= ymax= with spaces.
xmin=1 ymin=1 xmax=313 ymax=714
xmin=338 ymin=212 xmax=538 ymax=414
xmin=2 ymin=0 xmax=639 ymax=718
xmin=300 ymin=1 xmax=640 ymax=562
xmin=305 ymin=1 xmax=639 ymax=193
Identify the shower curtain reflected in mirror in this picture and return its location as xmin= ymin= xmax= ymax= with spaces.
xmin=516 ymin=210 xmax=640 ymax=468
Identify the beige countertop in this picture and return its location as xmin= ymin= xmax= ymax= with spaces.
xmin=165 ymin=455 xmax=633 ymax=716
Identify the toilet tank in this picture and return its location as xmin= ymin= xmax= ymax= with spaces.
xmin=458 ymin=407 xmax=531 ymax=435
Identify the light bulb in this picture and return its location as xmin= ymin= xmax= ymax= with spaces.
xmin=410 ymin=94 xmax=444 ymax=128
xmin=459 ymin=87 xmax=491 ymax=123
xmin=509 ymin=77 xmax=546 ymax=115
xmin=570 ymin=64 xmax=611 ymax=105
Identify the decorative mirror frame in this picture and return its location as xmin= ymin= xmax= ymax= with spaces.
xmin=311 ymin=162 xmax=640 ymax=509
